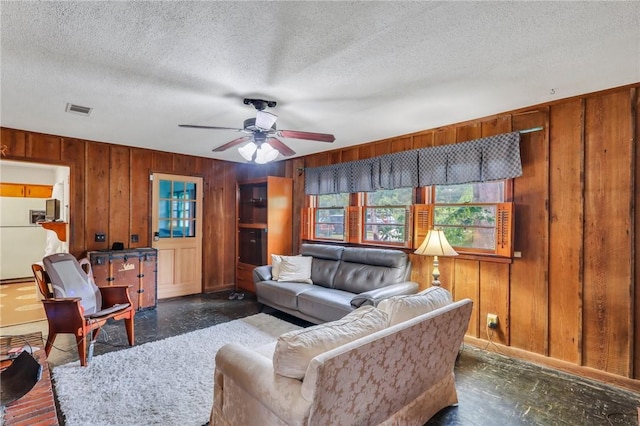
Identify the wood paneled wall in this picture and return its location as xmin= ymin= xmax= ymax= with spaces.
xmin=0 ymin=130 xmax=238 ymax=293
xmin=1 ymin=82 xmax=638 ymax=391
xmin=295 ymin=84 xmax=640 ymax=391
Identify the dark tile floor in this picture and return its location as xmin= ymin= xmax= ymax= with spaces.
xmin=12 ymin=292 xmax=640 ymax=425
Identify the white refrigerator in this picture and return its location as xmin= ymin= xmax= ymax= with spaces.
xmin=0 ymin=197 xmax=48 ymax=280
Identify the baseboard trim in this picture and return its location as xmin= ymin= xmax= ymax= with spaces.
xmin=463 ymin=336 xmax=640 ymax=394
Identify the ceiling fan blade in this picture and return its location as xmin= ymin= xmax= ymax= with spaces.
xmin=179 ymin=124 xmax=243 ymax=131
xmin=278 ymin=130 xmax=335 ymax=143
xmin=267 ymin=138 xmax=296 ymax=157
xmin=212 ymin=136 xmax=253 ymax=152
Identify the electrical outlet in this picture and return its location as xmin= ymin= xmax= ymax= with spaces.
xmin=95 ymin=233 xmax=106 ymax=242
xmin=487 ymin=313 xmax=499 ymax=329
xmin=131 ymin=234 xmax=139 ymax=243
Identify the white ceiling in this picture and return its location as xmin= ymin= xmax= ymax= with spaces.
xmin=1 ymin=1 xmax=639 ymax=163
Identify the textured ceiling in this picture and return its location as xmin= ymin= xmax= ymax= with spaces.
xmin=1 ymin=1 xmax=639 ymax=163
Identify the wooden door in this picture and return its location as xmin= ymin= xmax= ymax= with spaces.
xmin=152 ymin=173 xmax=203 ymax=299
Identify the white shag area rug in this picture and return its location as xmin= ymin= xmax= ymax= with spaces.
xmin=52 ymin=313 xmax=300 ymax=426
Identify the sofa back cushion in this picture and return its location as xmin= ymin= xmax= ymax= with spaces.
xmin=301 ymin=299 xmax=473 ymax=421
xmin=378 ymin=286 xmax=453 ymax=326
xmin=300 ymin=244 xmax=344 ymax=288
xmin=332 ymin=247 xmax=410 ymax=293
xmin=272 ymin=306 xmax=388 ymax=380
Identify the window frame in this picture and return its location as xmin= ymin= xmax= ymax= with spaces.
xmin=360 ymin=188 xmax=414 ymax=247
xmin=309 ymin=193 xmax=349 ymax=242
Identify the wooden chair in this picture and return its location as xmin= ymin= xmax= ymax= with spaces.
xmin=32 ymin=253 xmax=135 ymax=366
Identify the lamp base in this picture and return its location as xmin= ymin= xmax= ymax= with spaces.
xmin=431 ymin=255 xmax=441 ymax=287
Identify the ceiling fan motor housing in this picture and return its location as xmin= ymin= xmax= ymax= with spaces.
xmin=243 ymin=98 xmax=277 ymax=110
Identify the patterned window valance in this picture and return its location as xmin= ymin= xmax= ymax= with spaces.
xmin=305 ymin=131 xmax=522 ymax=195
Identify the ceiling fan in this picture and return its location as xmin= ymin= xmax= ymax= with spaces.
xmin=179 ymin=98 xmax=335 ymax=163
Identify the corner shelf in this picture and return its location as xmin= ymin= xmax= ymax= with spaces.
xmin=38 ymin=222 xmax=68 ymax=242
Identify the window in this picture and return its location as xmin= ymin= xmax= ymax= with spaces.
xmin=158 ymin=179 xmax=197 ymax=238
xmin=303 ymin=181 xmax=513 ymax=258
xmin=429 ymin=182 xmax=513 ymax=256
xmin=313 ymin=193 xmax=348 ymax=241
xmin=362 ymin=188 xmax=413 ymax=245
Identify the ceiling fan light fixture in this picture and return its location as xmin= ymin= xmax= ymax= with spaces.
xmin=238 ymin=141 xmax=257 ymax=161
xmin=255 ymin=110 xmax=278 ymax=131
xmin=255 ymin=142 xmax=279 ymax=164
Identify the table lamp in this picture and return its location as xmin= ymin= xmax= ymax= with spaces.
xmin=414 ymin=228 xmax=458 ymax=286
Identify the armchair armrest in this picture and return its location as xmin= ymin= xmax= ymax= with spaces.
xmin=215 ymin=343 xmax=311 ymax=423
xmin=42 ymin=298 xmax=85 ymax=330
xmin=253 ymin=265 xmax=273 ymax=283
xmin=350 ymin=281 xmax=419 ymax=308
xmin=99 ymin=284 xmax=133 ymax=307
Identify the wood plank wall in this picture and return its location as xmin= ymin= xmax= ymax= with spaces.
xmin=0 ymin=131 xmax=237 ymax=293
xmin=293 ymin=84 xmax=640 ymax=390
xmin=1 ymin=82 xmax=638 ymax=390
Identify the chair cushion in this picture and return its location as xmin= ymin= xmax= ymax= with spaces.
xmin=377 ymin=286 xmax=452 ymax=326
xmin=85 ymin=303 xmax=130 ymax=319
xmin=272 ymin=306 xmax=388 ymax=379
xmin=43 ymin=253 xmax=102 ymax=315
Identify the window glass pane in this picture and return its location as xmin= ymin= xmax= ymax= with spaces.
xmin=185 ymin=182 xmax=196 ymax=199
xmin=173 ymin=181 xmax=185 ymax=196
xmin=171 ymin=201 xmax=180 ymax=219
xmin=442 ymin=227 xmax=496 ymax=250
xmin=158 ymin=200 xmax=171 ymax=219
xmin=184 ymin=220 xmax=196 ymax=237
xmin=172 ymin=224 xmax=184 ymax=238
xmin=434 ymin=182 xmax=504 ymax=203
xmin=317 ymin=193 xmax=349 ymax=208
xmin=158 ymin=220 xmax=171 ymax=238
xmin=314 ymin=208 xmax=345 ymax=240
xmin=434 ymin=205 xmax=496 ymax=227
xmin=364 ymin=224 xmax=405 ymax=242
xmin=159 ymin=180 xmax=172 ymax=199
xmin=185 ymin=201 xmax=196 ymax=219
xmin=366 ymin=188 xmax=413 ymax=206
xmin=363 ymin=207 xmax=407 ymax=243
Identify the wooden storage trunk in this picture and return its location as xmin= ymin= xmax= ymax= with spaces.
xmin=87 ymin=248 xmax=157 ymax=311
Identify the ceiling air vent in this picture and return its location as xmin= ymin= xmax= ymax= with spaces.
xmin=65 ymin=103 xmax=92 ymax=116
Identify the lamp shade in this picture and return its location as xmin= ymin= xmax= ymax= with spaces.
xmin=238 ymin=142 xmax=257 ymax=161
xmin=255 ymin=110 xmax=278 ymax=130
xmin=254 ymin=142 xmax=279 ymax=164
xmin=414 ymin=229 xmax=458 ymax=257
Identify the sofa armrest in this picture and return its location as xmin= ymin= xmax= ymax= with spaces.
xmin=350 ymin=281 xmax=419 ymax=308
xmin=253 ymin=265 xmax=273 ymax=283
xmin=215 ymin=343 xmax=311 ymax=423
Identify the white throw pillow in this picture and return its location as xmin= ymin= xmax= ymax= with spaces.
xmin=378 ymin=286 xmax=453 ymax=326
xmin=277 ymin=255 xmax=313 ymax=284
xmin=273 ymin=306 xmax=389 ymax=379
xmin=271 ymin=254 xmax=282 ymax=280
